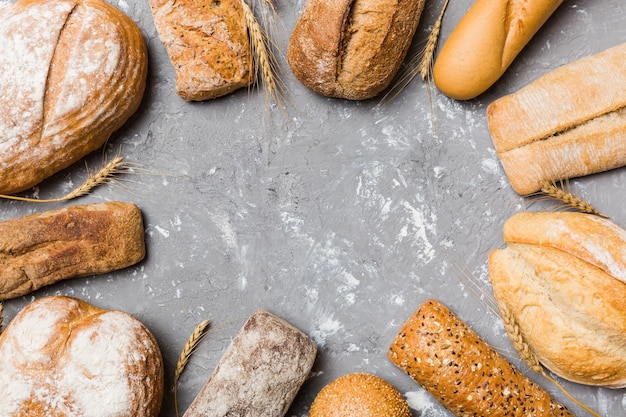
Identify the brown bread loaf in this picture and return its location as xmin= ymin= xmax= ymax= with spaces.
xmin=388 ymin=299 xmax=574 ymax=417
xmin=149 ymin=0 xmax=253 ymax=101
xmin=0 ymin=0 xmax=147 ymax=195
xmin=287 ymin=0 xmax=425 ymax=100
xmin=489 ymin=211 xmax=626 ymax=388
xmin=0 ymin=295 xmax=164 ymax=416
xmin=0 ymin=201 xmax=146 ymax=301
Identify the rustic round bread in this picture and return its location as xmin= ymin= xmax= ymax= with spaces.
xmin=309 ymin=372 xmax=412 ymax=417
xmin=0 ymin=296 xmax=164 ymax=416
xmin=0 ymin=0 xmax=148 ymax=195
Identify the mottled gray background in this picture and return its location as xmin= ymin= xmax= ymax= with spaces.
xmin=1 ymin=0 xmax=626 ymax=415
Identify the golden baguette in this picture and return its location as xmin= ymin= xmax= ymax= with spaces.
xmin=489 ymin=211 xmax=626 ymax=387
xmin=388 ymin=299 xmax=574 ymax=417
xmin=0 ymin=202 xmax=145 ymax=301
xmin=487 ymin=42 xmax=626 ymax=195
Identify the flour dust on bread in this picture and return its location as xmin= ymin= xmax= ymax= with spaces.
xmin=489 ymin=211 xmax=626 ymax=388
xmin=433 ymin=0 xmax=563 ymax=100
xmin=487 ymin=42 xmax=626 ymax=195
xmin=0 ymin=0 xmax=147 ymax=195
xmin=0 ymin=296 xmax=164 ymax=416
xmin=149 ymin=0 xmax=254 ymax=101
xmin=287 ymin=0 xmax=426 ymax=100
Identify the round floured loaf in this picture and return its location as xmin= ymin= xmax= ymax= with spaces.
xmin=0 ymin=296 xmax=164 ymax=416
xmin=0 ymin=0 xmax=148 ymax=195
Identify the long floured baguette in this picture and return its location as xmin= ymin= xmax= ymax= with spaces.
xmin=489 ymin=211 xmax=626 ymax=388
xmin=183 ymin=310 xmax=317 ymax=417
xmin=388 ymin=299 xmax=574 ymax=417
xmin=487 ymin=42 xmax=626 ymax=195
xmin=0 ymin=201 xmax=145 ymax=301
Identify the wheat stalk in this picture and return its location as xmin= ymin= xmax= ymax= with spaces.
xmin=0 ymin=156 xmax=129 ymax=203
xmin=0 ymin=302 xmax=3 ymax=336
xmin=242 ymin=0 xmax=284 ymax=108
xmin=418 ymin=0 xmax=449 ymax=81
xmin=174 ymin=319 xmax=211 ymax=417
xmin=540 ymin=180 xmax=606 ymax=218
xmin=498 ymin=302 xmax=601 ymax=417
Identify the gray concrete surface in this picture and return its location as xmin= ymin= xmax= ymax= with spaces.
xmin=1 ymin=0 xmax=625 ymax=415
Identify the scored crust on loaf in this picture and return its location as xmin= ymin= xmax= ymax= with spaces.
xmin=0 ymin=296 xmax=164 ymax=416
xmin=0 ymin=201 xmax=146 ymax=301
xmin=388 ymin=299 xmax=574 ymax=417
xmin=489 ymin=211 xmax=626 ymax=387
xmin=0 ymin=0 xmax=147 ymax=195
xmin=487 ymin=42 xmax=626 ymax=194
xmin=149 ymin=0 xmax=253 ymax=101
xmin=287 ymin=0 xmax=425 ymax=100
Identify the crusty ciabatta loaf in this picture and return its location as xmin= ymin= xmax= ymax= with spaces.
xmin=389 ymin=299 xmax=574 ymax=417
xmin=0 ymin=296 xmax=164 ymax=416
xmin=489 ymin=211 xmax=626 ymax=388
xmin=433 ymin=0 xmax=563 ymax=100
xmin=149 ymin=0 xmax=253 ymax=101
xmin=487 ymin=42 xmax=626 ymax=195
xmin=0 ymin=201 xmax=146 ymax=301
xmin=0 ymin=0 xmax=147 ymax=195
xmin=287 ymin=0 xmax=425 ymax=100
xmin=183 ymin=310 xmax=317 ymax=417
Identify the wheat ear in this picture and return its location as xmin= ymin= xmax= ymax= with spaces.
xmin=418 ymin=0 xmax=449 ymax=81
xmin=0 ymin=156 xmax=129 ymax=203
xmin=242 ymin=0 xmax=283 ymax=107
xmin=498 ymin=303 xmax=601 ymax=417
xmin=174 ymin=319 xmax=211 ymax=417
xmin=539 ymin=180 xmax=606 ymax=218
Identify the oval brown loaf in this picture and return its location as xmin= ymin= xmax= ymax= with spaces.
xmin=287 ymin=0 xmax=425 ymax=100
xmin=309 ymin=372 xmax=412 ymax=417
xmin=0 ymin=296 xmax=164 ymax=416
xmin=489 ymin=211 xmax=626 ymax=388
xmin=432 ymin=0 xmax=562 ymax=100
xmin=0 ymin=0 xmax=148 ymax=195
xmin=388 ymin=299 xmax=574 ymax=417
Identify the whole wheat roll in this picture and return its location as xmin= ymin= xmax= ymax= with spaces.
xmin=433 ymin=0 xmax=562 ymax=100
xmin=388 ymin=299 xmax=574 ymax=417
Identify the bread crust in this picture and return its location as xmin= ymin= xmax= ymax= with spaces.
xmin=0 ymin=295 xmax=164 ymax=416
xmin=149 ymin=0 xmax=253 ymax=101
xmin=183 ymin=310 xmax=317 ymax=417
xmin=0 ymin=201 xmax=146 ymax=301
xmin=0 ymin=0 xmax=148 ymax=195
xmin=433 ymin=0 xmax=562 ymax=100
xmin=489 ymin=211 xmax=626 ymax=387
xmin=287 ymin=0 xmax=425 ymax=100
xmin=389 ymin=299 xmax=574 ymax=417
xmin=487 ymin=42 xmax=626 ymax=195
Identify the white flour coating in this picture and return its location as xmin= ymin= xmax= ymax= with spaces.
xmin=0 ymin=298 xmax=158 ymax=416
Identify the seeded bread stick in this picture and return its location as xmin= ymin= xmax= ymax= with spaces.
xmin=388 ymin=299 xmax=574 ymax=417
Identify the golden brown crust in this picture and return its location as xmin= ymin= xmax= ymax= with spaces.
xmin=388 ymin=299 xmax=574 ymax=417
xmin=149 ymin=0 xmax=253 ymax=101
xmin=0 ymin=201 xmax=145 ymax=301
xmin=489 ymin=211 xmax=626 ymax=387
xmin=487 ymin=42 xmax=626 ymax=195
xmin=0 ymin=0 xmax=148 ymax=195
xmin=309 ymin=372 xmax=411 ymax=417
xmin=433 ymin=0 xmax=562 ymax=100
xmin=287 ymin=0 xmax=425 ymax=100
xmin=0 ymin=295 xmax=164 ymax=416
